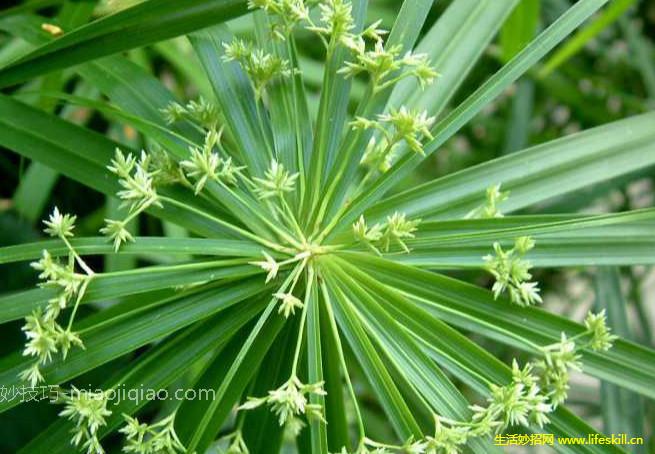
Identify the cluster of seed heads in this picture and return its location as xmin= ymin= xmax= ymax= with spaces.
xmin=353 ymin=213 xmax=421 ymax=254
xmin=20 ymin=208 xmax=91 ymax=387
xmin=420 ymin=311 xmax=616 ymax=454
xmin=484 ymin=235 xmax=542 ymax=307
xmin=337 ymin=312 xmax=615 ymax=454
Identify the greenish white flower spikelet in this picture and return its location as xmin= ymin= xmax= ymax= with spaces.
xmin=354 ymin=107 xmax=435 ymax=175
xmin=253 ymin=160 xmax=299 ymax=199
xmin=250 ymin=251 xmax=280 ymax=283
xmin=584 ymin=309 xmax=618 ymax=351
xmin=338 ymin=41 xmax=437 ymax=93
xmin=161 ymin=96 xmax=220 ymax=129
xmin=179 ymin=127 xmax=239 ymax=194
xmin=21 ymin=207 xmax=92 ymax=385
xmin=353 ymin=215 xmax=383 ymax=243
xmin=377 ymin=106 xmax=435 ymax=155
xmin=536 ymin=333 xmax=582 ymax=406
xmin=239 ymin=375 xmax=326 ymax=426
xmin=306 ymin=0 xmax=356 ymax=51
xmin=274 ymin=292 xmax=304 ymax=318
xmin=101 ymin=220 xmax=134 ymax=253
xmin=247 ymin=0 xmax=310 ymax=39
xmin=223 ymin=39 xmax=295 ymax=100
xmin=467 ymin=183 xmax=510 ymax=219
xmin=484 ymin=236 xmax=542 ymax=307
xmin=58 ymin=387 xmax=112 ymax=454
xmin=119 ymin=411 xmax=186 ymax=454
xmin=44 ymin=206 xmax=76 ymax=238
xmin=102 ymin=149 xmax=162 ymax=251
xmin=353 ymin=213 xmax=420 ymax=254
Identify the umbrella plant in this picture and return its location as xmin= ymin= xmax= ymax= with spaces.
xmin=0 ymin=0 xmax=653 ymax=453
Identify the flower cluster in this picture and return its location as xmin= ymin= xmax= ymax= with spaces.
xmin=101 ymin=149 xmax=163 ymax=252
xmin=306 ymin=0 xmax=359 ymax=52
xmin=353 ymin=213 xmax=420 ymax=254
xmin=253 ymin=160 xmax=299 ymax=199
xmin=120 ymin=411 xmax=186 ymax=454
xmin=250 ymin=251 xmax=281 ymax=283
xmin=466 ymin=184 xmax=510 ymax=219
xmin=583 ymin=309 xmax=618 ymax=351
xmin=239 ymin=375 xmax=326 ymax=426
xmin=339 ymin=41 xmax=437 ymax=93
xmin=180 ymin=127 xmax=242 ymax=194
xmin=20 ymin=208 xmax=92 ymax=386
xmin=58 ymin=387 xmax=112 ymax=454
xmin=534 ymin=333 xmax=581 ymax=406
xmin=20 ymin=309 xmax=84 ymax=386
xmin=223 ymin=38 xmax=295 ymax=100
xmin=484 ymin=236 xmax=542 ymax=307
xmin=354 ymin=106 xmax=435 ymax=173
xmin=247 ymin=0 xmax=310 ymax=39
xmin=274 ymin=291 xmax=304 ymax=318
xmin=161 ymin=96 xmax=220 ymax=129
xmin=422 ymin=314 xmax=616 ymax=453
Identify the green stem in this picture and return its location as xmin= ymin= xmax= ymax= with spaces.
xmin=254 ymin=95 xmax=275 ymax=162
xmin=66 ymin=277 xmax=90 ymax=331
xmin=291 ymin=263 xmax=311 ymax=376
xmin=61 ymin=236 xmax=94 ymax=276
xmin=279 ymin=195 xmax=305 ymax=242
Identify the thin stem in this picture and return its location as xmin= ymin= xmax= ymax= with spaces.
xmin=66 ymin=278 xmax=90 ymax=331
xmin=61 ymin=236 xmax=94 ymax=276
xmin=279 ymin=195 xmax=306 ymax=243
xmin=254 ymin=96 xmax=275 ymax=161
xmin=291 ymin=263 xmax=311 ymax=376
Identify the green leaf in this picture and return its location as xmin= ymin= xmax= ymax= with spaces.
xmin=0 ymin=94 xmax=239 ymax=238
xmin=333 ymin=0 xmax=610 ymax=233
xmin=365 ymin=111 xmax=655 ymax=222
xmin=342 ymin=252 xmax=655 ymax=401
xmin=0 ymin=259 xmax=258 ymax=323
xmin=0 ymin=278 xmax=268 ymax=414
xmin=0 ymin=0 xmax=249 ymax=88
xmin=319 ymin=291 xmax=351 ymax=452
xmin=0 ymin=0 xmax=63 ymax=19
xmin=315 ymin=0 xmax=435 ymax=226
xmin=397 ymin=211 xmax=655 ymax=268
xmin=181 ymin=300 xmax=285 ymax=453
xmin=241 ymin=323 xmax=294 ymax=454
xmin=324 ymin=256 xmax=498 ymax=454
xmin=0 ymin=236 xmax=262 ymax=265
xmin=323 ymin=269 xmax=422 ymax=441
xmin=331 ymin=257 xmax=620 ymax=454
xmin=306 ymin=269 xmax=328 ymax=454
xmin=0 ymin=13 xmax=200 ymax=151
xmin=18 ymin=313 xmax=244 ymax=453
xmin=390 ymin=0 xmax=517 ymax=116
xmin=595 ymin=268 xmax=646 ymax=453
xmin=500 ymin=0 xmax=540 ymax=61
xmin=189 ymin=25 xmax=270 ymax=177
xmin=303 ymin=0 xmax=366 ymax=221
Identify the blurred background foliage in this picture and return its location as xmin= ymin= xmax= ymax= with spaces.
xmin=0 ymin=0 xmax=653 ymax=452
